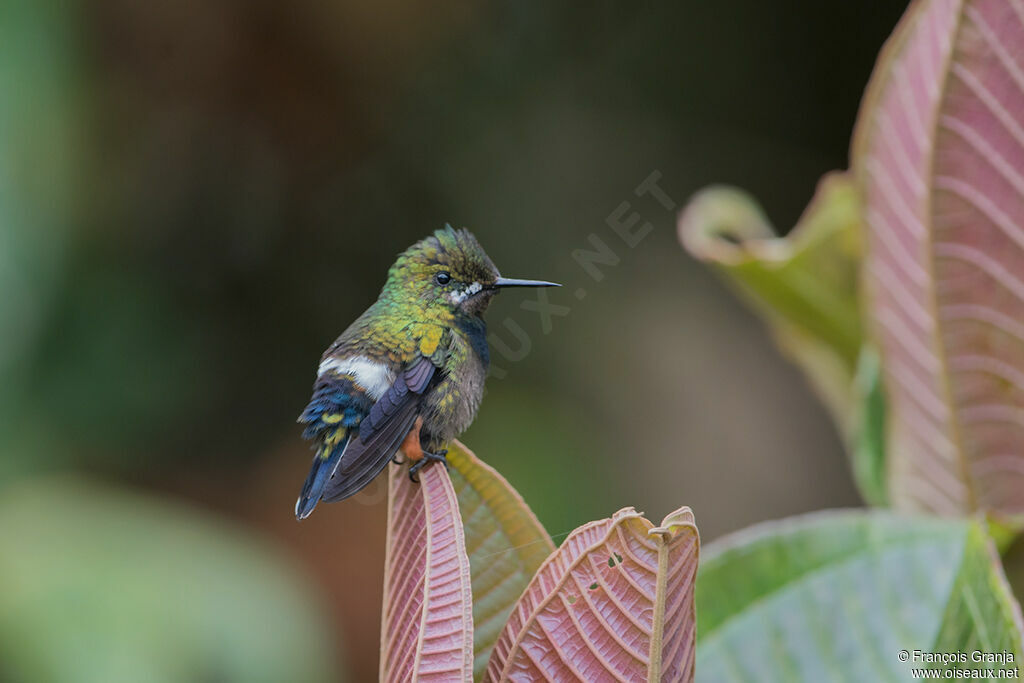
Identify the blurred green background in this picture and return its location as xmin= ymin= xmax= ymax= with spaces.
xmin=1 ymin=1 xmax=908 ymax=680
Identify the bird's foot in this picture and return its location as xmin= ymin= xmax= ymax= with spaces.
xmin=408 ymin=449 xmax=449 ymax=483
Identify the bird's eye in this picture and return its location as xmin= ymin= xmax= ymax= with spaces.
xmin=434 ymin=272 xmax=451 ymax=285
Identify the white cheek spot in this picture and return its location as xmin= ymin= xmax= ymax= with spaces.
xmin=448 ymin=281 xmax=483 ymax=305
xmin=318 ymin=356 xmax=394 ymax=400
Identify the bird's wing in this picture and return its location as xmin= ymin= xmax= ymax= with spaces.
xmin=322 ymin=354 xmax=440 ymax=502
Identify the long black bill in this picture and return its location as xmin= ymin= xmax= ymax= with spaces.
xmin=492 ymin=277 xmax=561 ymax=288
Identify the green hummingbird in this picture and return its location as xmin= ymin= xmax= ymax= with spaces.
xmin=295 ymin=226 xmax=559 ymax=519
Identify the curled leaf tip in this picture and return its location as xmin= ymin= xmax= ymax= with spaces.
xmin=611 ymin=506 xmax=644 ymax=523
xmin=649 ymin=506 xmax=698 ymax=541
xmin=678 ymin=185 xmax=777 ymax=265
xmin=676 ymin=171 xmax=867 ymax=500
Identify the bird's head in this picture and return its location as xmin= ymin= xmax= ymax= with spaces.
xmin=382 ymin=226 xmax=559 ymax=319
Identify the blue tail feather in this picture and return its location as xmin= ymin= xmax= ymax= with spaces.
xmin=295 ymin=436 xmax=349 ymax=520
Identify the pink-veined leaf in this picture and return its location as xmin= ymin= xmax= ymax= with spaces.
xmin=853 ymin=0 xmax=1024 ymax=514
xmin=485 ymin=506 xmax=699 ymax=683
xmin=447 ymin=440 xmax=555 ymax=680
xmin=380 ymin=462 xmax=474 ymax=682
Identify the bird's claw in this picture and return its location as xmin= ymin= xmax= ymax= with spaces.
xmin=408 ymin=449 xmax=450 ymax=483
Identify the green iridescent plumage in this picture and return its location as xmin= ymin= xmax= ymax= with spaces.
xmin=295 ymin=226 xmax=558 ymax=519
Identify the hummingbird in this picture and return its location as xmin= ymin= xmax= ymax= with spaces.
xmin=295 ymin=226 xmax=560 ymax=519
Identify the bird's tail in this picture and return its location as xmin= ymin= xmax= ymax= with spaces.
xmin=295 ymin=433 xmax=350 ymax=520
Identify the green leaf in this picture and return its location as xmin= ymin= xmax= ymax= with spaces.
xmin=679 ymin=173 xmax=888 ymax=506
xmin=447 ymin=440 xmax=555 ymax=680
xmin=679 ymin=172 xmax=863 ymax=429
xmin=994 ymin=530 xmax=1024 ymax=617
xmin=850 ymin=347 xmax=888 ymax=507
xmin=0 ymin=477 xmax=338 ymax=683
xmin=696 ymin=510 xmax=1024 ymax=682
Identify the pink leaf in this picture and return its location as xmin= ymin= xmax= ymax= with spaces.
xmin=853 ymin=0 xmax=1024 ymax=514
xmin=485 ymin=506 xmax=699 ymax=683
xmin=381 ymin=463 xmax=474 ymax=681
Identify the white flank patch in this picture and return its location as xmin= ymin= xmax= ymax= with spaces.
xmin=449 ymin=281 xmax=483 ymax=304
xmin=318 ymin=355 xmax=394 ymax=400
